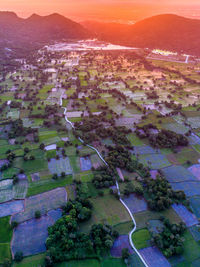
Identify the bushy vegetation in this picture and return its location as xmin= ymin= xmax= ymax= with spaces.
xmin=152 ymin=218 xmax=186 ymax=257
xmin=149 ymin=129 xmax=188 ymax=148
xmin=92 ymin=166 xmax=115 ymax=189
xmin=144 ymin=175 xmax=187 ymax=211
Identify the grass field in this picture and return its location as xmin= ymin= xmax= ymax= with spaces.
xmin=27 ymin=176 xmax=72 ymax=196
xmin=101 ymin=258 xmax=126 ymax=267
xmin=13 ymin=253 xmax=46 ymax=267
xmin=69 ymin=156 xmax=81 ymax=173
xmin=132 ymin=228 xmax=151 ymax=250
xmin=56 ymin=259 xmax=100 ymax=267
xmin=134 ymin=208 xmax=182 ymax=230
xmin=182 ymin=230 xmax=200 ymax=263
xmin=113 ymin=221 xmax=133 ymax=235
xmin=0 ymin=243 xmax=11 ymax=263
xmin=0 ymin=216 xmax=12 ymax=243
xmin=80 ymin=194 xmax=130 ymax=233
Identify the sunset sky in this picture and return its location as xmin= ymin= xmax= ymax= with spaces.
xmin=1 ymin=0 xmax=200 ymax=23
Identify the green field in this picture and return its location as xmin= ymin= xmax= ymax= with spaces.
xmin=132 ymin=228 xmax=151 ymax=250
xmin=27 ymin=176 xmax=72 ymax=196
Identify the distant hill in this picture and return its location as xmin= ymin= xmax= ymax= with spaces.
xmin=82 ymin=14 xmax=200 ymax=56
xmin=0 ymin=11 xmax=90 ymax=52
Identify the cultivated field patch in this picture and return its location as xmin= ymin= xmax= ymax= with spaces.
xmin=172 ymin=203 xmax=198 ymax=227
xmin=139 ymin=154 xmax=171 ymax=169
xmin=139 ymin=246 xmax=171 ymax=267
xmin=90 ymin=154 xmax=103 ymax=169
xmin=147 ymin=220 xmax=164 ymax=234
xmin=171 ymin=181 xmax=200 ymax=197
xmin=48 ymin=157 xmax=73 ymax=176
xmin=0 ymin=200 xmax=24 ymax=218
xmin=189 ymin=196 xmax=200 ymax=219
xmin=80 ymin=156 xmax=92 ymax=171
xmin=162 ymin=165 xmax=198 ymax=183
xmin=189 ymin=225 xmax=200 ymax=242
xmin=188 ymin=164 xmax=200 ymax=179
xmin=11 ymin=188 xmax=67 ymax=223
xmin=162 ymin=122 xmax=189 ymax=134
xmin=134 ymin=146 xmax=159 ymax=155
xmin=110 ymin=235 xmax=133 ymax=257
xmin=11 ymin=209 xmax=62 ymax=257
xmin=123 ymin=194 xmax=147 ymax=214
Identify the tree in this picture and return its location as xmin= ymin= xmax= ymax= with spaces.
xmin=35 ymin=210 xmax=41 ymax=219
xmin=11 ymin=221 xmax=18 ymax=229
xmin=122 ymin=248 xmax=130 ymax=260
xmin=14 ymin=251 xmax=23 ymax=262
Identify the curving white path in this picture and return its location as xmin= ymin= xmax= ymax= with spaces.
xmin=60 ymin=93 xmax=148 ymax=266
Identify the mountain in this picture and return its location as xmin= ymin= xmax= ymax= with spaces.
xmin=0 ymin=12 xmax=90 ymax=51
xmin=82 ymin=14 xmax=200 ymax=55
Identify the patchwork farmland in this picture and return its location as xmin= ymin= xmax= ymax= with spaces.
xmin=0 ymin=40 xmax=200 ymax=267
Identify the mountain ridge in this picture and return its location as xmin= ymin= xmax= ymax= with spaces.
xmin=82 ymin=14 xmax=200 ymax=55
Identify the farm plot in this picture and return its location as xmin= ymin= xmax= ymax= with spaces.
xmin=139 ymin=154 xmax=171 ymax=169
xmin=172 ymin=204 xmax=198 ymax=227
xmin=0 ymin=200 xmax=24 ymax=218
xmin=80 ymin=194 xmax=130 ymax=232
xmin=188 ymin=164 xmax=200 ymax=180
xmin=189 ymin=225 xmax=200 ymax=242
xmin=80 ymin=156 xmax=92 ymax=171
xmin=134 ymin=145 xmax=160 ymax=155
xmin=90 ymin=154 xmax=103 ymax=169
xmin=48 ymin=157 xmax=73 ymax=176
xmin=110 ymin=235 xmax=133 ymax=257
xmin=139 ymin=246 xmax=171 ymax=267
xmin=0 ymin=182 xmax=13 ymax=203
xmin=11 ymin=210 xmax=62 ymax=257
xmin=115 ymin=116 xmax=141 ymax=127
xmin=123 ymin=194 xmax=147 ymax=214
xmin=175 ymin=147 xmax=200 ymax=165
xmin=147 ymin=220 xmax=164 ymax=234
xmin=0 ymin=179 xmax=12 ymax=190
xmin=189 ymin=196 xmax=200 ymax=219
xmin=127 ymin=133 xmax=144 ymax=146
xmin=187 ymin=117 xmax=200 ymax=129
xmin=188 ymin=134 xmax=200 ymax=145
xmin=162 ymin=122 xmax=189 ymax=134
xmin=171 ymin=181 xmax=200 ymax=197
xmin=13 ymin=180 xmax=28 ymax=199
xmin=162 ymin=165 xmax=198 ymax=183
xmin=7 ymin=109 xmax=20 ymax=119
xmin=11 ymin=188 xmax=67 ymax=223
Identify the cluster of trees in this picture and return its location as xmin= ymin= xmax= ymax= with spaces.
xmin=46 ymin=215 xmax=93 ymax=264
xmin=144 ymin=175 xmax=187 ymax=211
xmin=62 ymin=181 xmax=93 ymax=222
xmin=149 ymin=129 xmax=188 ymax=148
xmin=135 ymin=124 xmax=188 ymax=149
xmin=145 ymin=90 xmax=159 ymax=99
xmin=45 ymin=180 xmax=118 ymax=265
xmin=92 ymin=166 xmax=115 ymax=189
xmin=123 ymin=181 xmax=143 ymax=197
xmin=106 ymin=145 xmax=132 ymax=170
xmin=62 ymin=200 xmax=92 ymax=222
xmin=152 ymin=218 xmax=186 ymax=258
xmin=8 ymin=119 xmax=38 ymax=140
